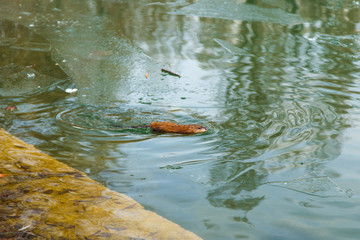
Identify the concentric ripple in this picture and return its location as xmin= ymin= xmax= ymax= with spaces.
xmin=55 ymin=104 xmax=212 ymax=138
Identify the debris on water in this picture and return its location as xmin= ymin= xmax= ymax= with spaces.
xmin=4 ymin=105 xmax=18 ymax=111
xmin=161 ymin=68 xmax=181 ymax=78
xmin=65 ymin=88 xmax=78 ymax=93
xmin=11 ymin=42 xmax=51 ymax=52
xmin=18 ymin=224 xmax=32 ymax=231
xmin=266 ymin=171 xmax=353 ymax=198
xmin=27 ymin=72 xmax=35 ymax=78
xmin=214 ymin=38 xmax=250 ymax=55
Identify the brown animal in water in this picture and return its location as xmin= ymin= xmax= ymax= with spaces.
xmin=112 ymin=121 xmax=207 ymax=134
xmin=149 ymin=121 xmax=207 ymax=134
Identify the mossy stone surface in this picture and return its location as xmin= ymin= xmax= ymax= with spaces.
xmin=0 ymin=129 xmax=202 ymax=240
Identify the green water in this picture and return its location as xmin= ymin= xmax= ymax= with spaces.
xmin=1 ymin=0 xmax=360 ymax=239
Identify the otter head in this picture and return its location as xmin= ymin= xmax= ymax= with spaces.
xmin=187 ymin=124 xmax=207 ymax=133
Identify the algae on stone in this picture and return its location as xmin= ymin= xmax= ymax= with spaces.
xmin=0 ymin=129 xmax=202 ymax=240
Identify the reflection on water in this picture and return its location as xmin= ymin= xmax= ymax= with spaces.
xmin=1 ymin=0 xmax=360 ymax=239
xmin=172 ymin=0 xmax=303 ymax=24
xmin=0 ymin=19 xmax=67 ymax=96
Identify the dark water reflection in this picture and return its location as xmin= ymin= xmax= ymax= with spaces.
xmin=1 ymin=0 xmax=360 ymax=239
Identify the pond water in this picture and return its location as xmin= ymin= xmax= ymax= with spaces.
xmin=1 ymin=0 xmax=360 ymax=239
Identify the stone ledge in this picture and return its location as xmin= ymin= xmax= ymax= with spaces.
xmin=0 ymin=128 xmax=202 ymax=240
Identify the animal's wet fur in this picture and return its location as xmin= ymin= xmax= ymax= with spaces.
xmin=112 ymin=121 xmax=207 ymax=134
xmin=149 ymin=121 xmax=207 ymax=134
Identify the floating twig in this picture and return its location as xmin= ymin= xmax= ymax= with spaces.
xmin=18 ymin=225 xmax=32 ymax=231
xmin=105 ymin=104 xmax=117 ymax=109
xmin=161 ymin=68 xmax=181 ymax=78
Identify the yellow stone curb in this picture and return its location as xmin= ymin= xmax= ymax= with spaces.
xmin=0 ymin=128 xmax=202 ymax=239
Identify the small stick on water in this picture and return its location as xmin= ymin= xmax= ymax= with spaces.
xmin=105 ymin=104 xmax=117 ymax=109
xmin=161 ymin=68 xmax=181 ymax=78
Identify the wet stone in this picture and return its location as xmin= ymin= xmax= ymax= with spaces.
xmin=0 ymin=128 xmax=202 ymax=239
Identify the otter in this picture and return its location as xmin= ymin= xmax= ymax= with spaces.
xmin=112 ymin=121 xmax=207 ymax=134
xmin=150 ymin=121 xmax=207 ymax=134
